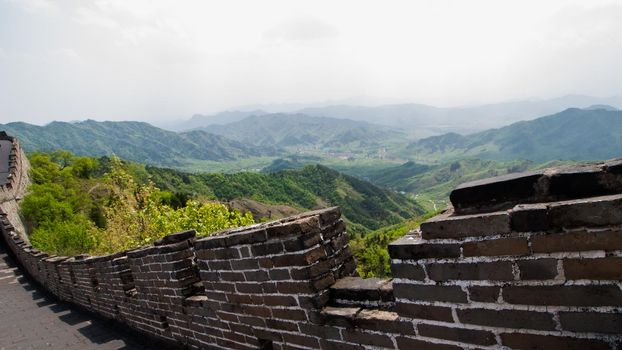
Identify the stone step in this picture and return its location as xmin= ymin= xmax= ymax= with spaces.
xmin=329 ymin=277 xmax=394 ymax=310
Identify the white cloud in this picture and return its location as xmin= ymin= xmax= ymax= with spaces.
xmin=1 ymin=0 xmax=622 ymax=124
xmin=263 ymin=16 xmax=339 ymax=43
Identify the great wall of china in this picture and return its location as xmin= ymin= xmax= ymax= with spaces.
xmin=1 ymin=132 xmax=621 ymax=349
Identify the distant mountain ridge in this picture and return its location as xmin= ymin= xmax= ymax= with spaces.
xmin=0 ymin=120 xmax=279 ymax=166
xmin=201 ymin=113 xmax=407 ymax=150
xmin=175 ymin=95 xmax=622 ymax=137
xmin=407 ymin=108 xmax=622 ymax=162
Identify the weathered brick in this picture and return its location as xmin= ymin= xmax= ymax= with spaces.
xmin=298 ymin=323 xmax=341 ymax=339
xmin=272 ymin=308 xmax=307 ymax=321
xmin=548 ymin=194 xmax=622 ymax=228
xmin=276 ymin=281 xmax=314 ymax=294
xmin=503 ymin=285 xmax=622 ymax=306
xmin=281 ymin=333 xmax=319 ymax=348
xmin=457 ymin=308 xmax=556 ymax=330
xmin=354 ymin=309 xmax=415 ymax=335
xmin=462 ymin=237 xmax=529 ymax=257
xmin=511 ymin=203 xmax=549 ymax=232
xmin=468 ymin=286 xmax=499 ymax=303
xmin=390 ymin=263 xmax=425 ymax=280
xmin=251 ymin=242 xmax=284 ymax=256
xmin=532 ymin=229 xmax=622 ymax=253
xmin=559 ymin=311 xmax=622 ymax=334
xmin=230 ymin=259 xmax=259 ymax=270
xmin=330 ymin=277 xmax=392 ymax=303
xmin=396 ymin=336 xmax=462 ymax=350
xmin=500 ymin=333 xmax=611 ymax=350
xmin=342 ymin=329 xmax=394 ymax=348
xmin=320 ymin=306 xmax=360 ymax=327
xmin=427 ymin=262 xmax=514 ymax=281
xmin=393 ymin=283 xmax=467 ymax=303
xmin=517 ymin=259 xmax=558 ymax=280
xmin=395 ymin=303 xmax=454 ymax=322
xmin=388 ymin=236 xmax=460 ymax=260
xmin=563 ymin=257 xmax=622 ymax=279
xmin=421 ymin=210 xmax=510 ymax=239
xmin=449 ymin=171 xmax=543 ymax=214
xmin=319 ymin=339 xmax=362 ymax=350
xmin=417 ymin=323 xmax=496 ymax=346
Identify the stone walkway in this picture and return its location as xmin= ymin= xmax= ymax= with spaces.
xmin=0 ymin=244 xmax=162 ymax=350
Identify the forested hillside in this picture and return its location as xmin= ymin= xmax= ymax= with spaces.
xmin=0 ymin=120 xmax=279 ymax=166
xmin=146 ymin=164 xmax=425 ymax=233
xmin=21 ymin=151 xmax=254 ymax=256
xmin=406 ymin=108 xmax=622 ymax=162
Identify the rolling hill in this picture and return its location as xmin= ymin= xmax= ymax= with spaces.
xmin=0 ymin=120 xmax=279 ymax=166
xmin=298 ymin=95 xmax=622 ymax=136
xmin=145 ymin=164 xmax=425 ymax=233
xmin=405 ymin=108 xmax=622 ymax=162
xmin=201 ymin=113 xmax=408 ymax=151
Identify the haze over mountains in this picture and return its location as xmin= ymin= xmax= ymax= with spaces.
xmin=178 ymin=95 xmax=622 ymax=137
xmin=201 ymin=114 xmax=407 ymax=150
xmin=2 ymin=100 xmax=622 ymax=168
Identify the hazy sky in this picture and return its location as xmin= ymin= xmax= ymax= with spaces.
xmin=1 ymin=0 xmax=622 ymax=125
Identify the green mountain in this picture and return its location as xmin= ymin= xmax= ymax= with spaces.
xmin=406 ymin=108 xmax=622 ymax=162
xmin=146 ymin=164 xmax=425 ymax=233
xmin=202 ymin=113 xmax=407 ymax=151
xmin=0 ymin=120 xmax=279 ymax=166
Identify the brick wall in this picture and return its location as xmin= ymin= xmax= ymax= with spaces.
xmin=0 ymin=134 xmax=621 ymax=349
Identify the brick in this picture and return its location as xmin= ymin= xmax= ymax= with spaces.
xmin=396 ymin=336 xmax=462 ymax=350
xmin=342 ymin=329 xmax=394 ymax=348
xmin=517 ymin=259 xmax=558 ymax=280
xmin=511 ymin=203 xmax=549 ymax=232
xmin=417 ymin=324 xmax=496 ymax=346
xmin=421 ymin=211 xmax=510 ymax=239
xmin=281 ymin=333 xmax=319 ymax=348
xmin=243 ymin=270 xmax=269 ymax=282
xmin=532 ymin=229 xmax=622 ymax=253
xmin=230 ymin=259 xmax=259 ymax=270
xmin=395 ymin=303 xmax=454 ymax=322
xmin=548 ymin=194 xmax=622 ymax=228
xmin=500 ymin=333 xmax=611 ymax=350
xmin=354 ymin=309 xmax=415 ymax=335
xmin=272 ymin=247 xmax=326 ymax=267
xmin=388 ymin=236 xmax=460 ymax=260
xmin=393 ymin=283 xmax=467 ymax=303
xmin=319 ymin=339 xmax=362 ymax=350
xmin=271 ymin=308 xmax=307 ymax=321
xmin=390 ymin=263 xmax=425 ymax=280
xmin=449 ymin=171 xmax=543 ymax=214
xmin=548 ymin=166 xmax=613 ymax=199
xmin=268 ymin=269 xmax=291 ymax=281
xmin=282 ymin=232 xmax=322 ymax=252
xmin=427 ymin=262 xmax=514 ymax=281
xmin=559 ymin=311 xmax=622 ymax=334
xmin=462 ymin=237 xmax=529 ymax=257
xmin=298 ymin=323 xmax=341 ymax=339
xmin=251 ymin=242 xmax=284 ymax=256
xmin=330 ymin=277 xmax=392 ymax=302
xmin=320 ymin=306 xmax=360 ymax=327
xmin=468 ymin=286 xmax=499 ymax=302
xmin=266 ymin=318 xmax=298 ymax=331
xmin=276 ymin=281 xmax=314 ymax=294
xmin=563 ymin=257 xmax=622 ymax=279
xmin=318 ymin=207 xmax=341 ymax=226
xmin=503 ymin=285 xmax=622 ymax=306
xmin=457 ymin=308 xmax=556 ymax=330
